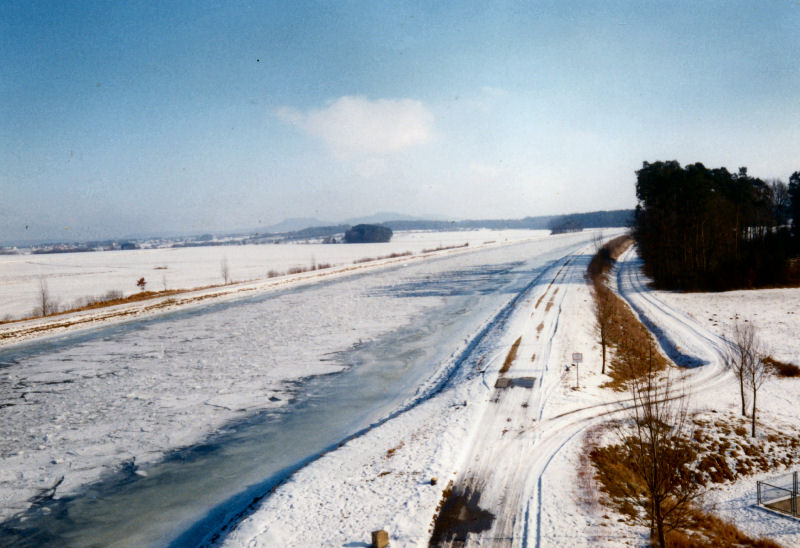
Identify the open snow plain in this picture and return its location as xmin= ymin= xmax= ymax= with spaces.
xmin=0 ymin=229 xmax=609 ymax=547
xmin=0 ymin=229 xmax=543 ymax=321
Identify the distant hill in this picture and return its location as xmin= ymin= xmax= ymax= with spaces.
xmin=258 ymin=210 xmax=632 ymax=237
xmin=259 ymin=217 xmax=332 ymax=233
xmin=383 ymin=209 xmax=633 ymax=232
xmin=279 ymin=224 xmax=350 ymax=241
xmin=344 ymin=212 xmax=445 ymax=225
xmin=10 ymin=210 xmax=633 ymax=249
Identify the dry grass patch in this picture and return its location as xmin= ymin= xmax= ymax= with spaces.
xmin=586 ymin=235 xmax=670 ymax=389
xmin=691 ymin=412 xmax=800 ymax=483
xmin=587 ymin=412 xmax=797 ymax=547
xmin=385 ymin=441 xmax=404 ymax=459
xmin=499 ymin=336 xmax=522 ymax=375
xmin=664 ymin=512 xmax=781 ymax=548
xmin=763 ymin=356 xmax=800 ymax=377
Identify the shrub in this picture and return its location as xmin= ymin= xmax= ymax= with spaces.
xmin=344 ymin=224 xmax=392 ymax=243
xmin=763 ymin=356 xmax=800 ymax=377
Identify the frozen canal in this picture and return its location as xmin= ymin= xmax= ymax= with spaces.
xmin=0 ymin=232 xmax=598 ymax=547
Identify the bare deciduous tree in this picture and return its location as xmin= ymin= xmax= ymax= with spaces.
xmin=38 ymin=277 xmax=54 ymax=317
xmin=724 ymin=320 xmax=758 ymax=418
xmin=618 ymin=351 xmax=700 ymax=547
xmin=745 ymin=344 xmax=769 ymax=438
xmin=221 ymin=257 xmax=230 ymax=284
xmin=593 ymin=285 xmax=613 ymax=375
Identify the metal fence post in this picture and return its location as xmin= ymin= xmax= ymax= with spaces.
xmin=794 ymin=471 xmax=798 ymax=516
xmin=757 ymin=481 xmax=761 ymax=506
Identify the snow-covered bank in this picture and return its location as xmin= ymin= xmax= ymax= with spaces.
xmin=654 ymin=286 xmax=800 ymax=371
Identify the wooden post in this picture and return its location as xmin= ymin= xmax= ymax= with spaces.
xmin=371 ymin=529 xmax=389 ymax=548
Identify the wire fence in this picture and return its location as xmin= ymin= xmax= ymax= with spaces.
xmin=757 ymin=471 xmax=798 ymax=517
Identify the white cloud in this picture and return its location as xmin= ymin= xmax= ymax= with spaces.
xmin=276 ymin=96 xmax=435 ymax=168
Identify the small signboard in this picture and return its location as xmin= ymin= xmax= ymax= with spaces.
xmin=572 ymin=352 xmax=583 ymax=363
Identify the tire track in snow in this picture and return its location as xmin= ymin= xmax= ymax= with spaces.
xmin=433 ymin=249 xmax=594 ymax=547
xmin=615 ymin=247 xmax=734 ymax=397
xmin=442 ymin=246 xmax=741 ymax=547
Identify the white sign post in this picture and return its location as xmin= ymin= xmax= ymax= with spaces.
xmin=572 ymin=352 xmax=583 ymax=389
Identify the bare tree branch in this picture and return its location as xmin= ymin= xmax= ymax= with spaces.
xmin=724 ymin=320 xmax=755 ymax=417
xmin=617 ymin=350 xmax=702 ymax=546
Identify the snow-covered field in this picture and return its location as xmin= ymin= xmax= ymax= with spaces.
xmin=616 ymin=248 xmax=800 ymax=547
xmin=650 ymin=270 xmax=800 ymax=546
xmin=654 ymin=287 xmax=799 ymax=372
xmin=0 ymin=229 xmax=547 ymax=321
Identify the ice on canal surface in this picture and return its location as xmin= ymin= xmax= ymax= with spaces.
xmin=0 ymin=231 xmax=600 ymax=545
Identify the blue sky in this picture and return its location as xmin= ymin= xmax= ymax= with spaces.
xmin=2 ymin=1 xmax=799 ymax=243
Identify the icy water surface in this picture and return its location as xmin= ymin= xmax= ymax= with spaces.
xmin=0 ymin=235 xmax=594 ymax=547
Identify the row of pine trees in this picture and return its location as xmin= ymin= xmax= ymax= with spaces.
xmin=633 ymin=161 xmax=800 ymax=290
